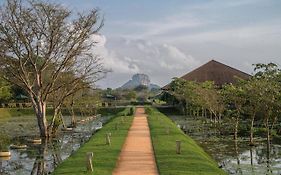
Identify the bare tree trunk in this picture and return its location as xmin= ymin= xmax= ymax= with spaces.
xmin=209 ymin=110 xmax=213 ymax=122
xmin=234 ymin=116 xmax=239 ymax=141
xmin=70 ymin=99 xmax=77 ymax=127
xmin=49 ymin=107 xmax=64 ymax=137
xmin=249 ymin=112 xmax=256 ymax=146
xmin=266 ymin=126 xmax=271 ymax=174
xmin=266 ymin=116 xmax=270 ymax=156
xmin=183 ymin=100 xmax=187 ymax=116
xmin=234 ymin=139 xmax=242 ymax=173
xmin=218 ymin=113 xmax=221 ymax=124
xmin=31 ymin=94 xmax=48 ymax=138
xmin=266 ymin=115 xmax=271 ymax=173
xmin=213 ymin=112 xmax=217 ymax=124
xmin=71 ymin=106 xmax=77 ymax=127
xmin=204 ymin=108 xmax=207 ymax=118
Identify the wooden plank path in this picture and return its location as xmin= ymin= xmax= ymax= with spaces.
xmin=113 ymin=107 xmax=159 ymax=175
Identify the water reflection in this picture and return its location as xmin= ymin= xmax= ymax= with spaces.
xmin=0 ymin=115 xmax=111 ymax=175
xmin=169 ymin=115 xmax=281 ymax=175
xmin=30 ymin=139 xmax=47 ymax=175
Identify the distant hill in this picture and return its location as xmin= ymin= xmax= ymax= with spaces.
xmin=120 ymin=74 xmax=160 ymax=90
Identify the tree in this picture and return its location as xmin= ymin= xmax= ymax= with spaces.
xmin=195 ymin=81 xmax=224 ymax=123
xmin=125 ymin=90 xmax=137 ymax=101
xmin=243 ymin=78 xmax=261 ymax=145
xmin=0 ymin=77 xmax=11 ymax=103
xmin=47 ymin=72 xmax=92 ymax=135
xmin=253 ymin=63 xmax=281 ymax=153
xmin=222 ymin=81 xmax=247 ymax=141
xmin=169 ymin=78 xmax=197 ymax=115
xmin=0 ymin=0 xmax=106 ymax=138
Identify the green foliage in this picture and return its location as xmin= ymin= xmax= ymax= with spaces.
xmin=97 ymin=107 xmax=126 ymax=116
xmin=125 ymin=91 xmax=137 ymax=100
xmin=221 ymin=80 xmax=247 ymax=112
xmin=0 ymin=132 xmax=11 ymax=151
xmin=196 ymin=81 xmax=224 ymax=116
xmin=146 ymin=107 xmax=226 ymax=175
xmin=0 ymin=78 xmax=12 ymax=103
xmin=254 ymin=128 xmax=277 ymax=137
xmin=129 ymin=107 xmax=134 ymax=115
xmin=134 ymin=85 xmax=148 ymax=92
xmin=169 ymin=78 xmax=197 ymax=103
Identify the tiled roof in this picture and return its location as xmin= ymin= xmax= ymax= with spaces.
xmin=162 ymin=60 xmax=251 ymax=90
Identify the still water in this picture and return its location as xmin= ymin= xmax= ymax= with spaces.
xmin=0 ymin=115 xmax=111 ymax=175
xmin=168 ymin=115 xmax=281 ymax=175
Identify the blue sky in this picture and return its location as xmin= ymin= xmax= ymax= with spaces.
xmin=1 ymin=0 xmax=281 ymax=88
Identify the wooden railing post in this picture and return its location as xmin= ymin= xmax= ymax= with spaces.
xmin=176 ymin=140 xmax=181 ymax=154
xmin=86 ymin=152 xmax=93 ymax=172
xmin=166 ymin=126 xmax=170 ymax=135
xmin=106 ymin=133 xmax=111 ymax=146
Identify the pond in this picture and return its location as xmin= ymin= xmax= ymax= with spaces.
xmin=0 ymin=115 xmax=112 ymax=175
xmin=168 ymin=115 xmax=281 ymax=175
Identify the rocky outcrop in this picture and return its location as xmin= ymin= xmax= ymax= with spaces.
xmin=120 ymin=74 xmax=160 ymax=90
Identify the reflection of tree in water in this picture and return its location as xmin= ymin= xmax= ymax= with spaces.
xmin=234 ymin=139 xmax=242 ymax=174
xmin=249 ymin=146 xmax=255 ymax=174
xmin=266 ymin=139 xmax=272 ymax=174
xmin=0 ymin=160 xmax=2 ymax=174
xmin=50 ymin=139 xmax=63 ymax=168
xmin=0 ymin=116 xmax=108 ymax=175
xmin=30 ymin=139 xmax=47 ymax=175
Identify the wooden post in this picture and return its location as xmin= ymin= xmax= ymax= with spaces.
xmin=166 ymin=126 xmax=170 ymax=135
xmin=106 ymin=133 xmax=111 ymax=145
xmin=176 ymin=140 xmax=181 ymax=154
xmin=86 ymin=152 xmax=93 ymax=172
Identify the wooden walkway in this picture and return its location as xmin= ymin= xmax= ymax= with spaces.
xmin=113 ymin=107 xmax=158 ymax=175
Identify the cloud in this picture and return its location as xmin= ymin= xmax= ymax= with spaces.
xmin=179 ymin=23 xmax=281 ymax=43
xmin=93 ymin=36 xmax=200 ymax=88
xmin=89 ymin=0 xmax=281 ymax=88
xmin=130 ymin=15 xmax=205 ymax=37
xmin=111 ymin=13 xmax=209 ymax=39
xmin=187 ymin=0 xmax=263 ymax=10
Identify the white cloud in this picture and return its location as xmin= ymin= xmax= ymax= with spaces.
xmin=187 ymin=0 xmax=263 ymax=10
xmin=113 ymin=13 xmax=208 ymax=39
xmin=90 ymin=0 xmax=281 ymax=88
xmin=165 ymin=22 xmax=281 ymax=54
xmin=93 ymin=36 xmax=200 ymax=88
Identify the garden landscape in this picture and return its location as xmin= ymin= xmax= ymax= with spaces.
xmin=0 ymin=0 xmax=280 ymax=175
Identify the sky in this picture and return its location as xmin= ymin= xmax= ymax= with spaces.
xmin=2 ymin=0 xmax=281 ymax=88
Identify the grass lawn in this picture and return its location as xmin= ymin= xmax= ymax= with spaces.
xmin=52 ymin=107 xmax=134 ymax=175
xmin=146 ymin=107 xmax=226 ymax=175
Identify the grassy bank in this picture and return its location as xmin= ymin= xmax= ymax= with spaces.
xmin=146 ymin=107 xmax=226 ymax=175
xmin=52 ymin=107 xmax=134 ymax=175
xmin=0 ymin=107 xmax=127 ymax=119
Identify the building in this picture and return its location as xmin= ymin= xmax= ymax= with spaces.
xmin=162 ymin=60 xmax=251 ymax=90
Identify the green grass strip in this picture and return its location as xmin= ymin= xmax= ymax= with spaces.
xmin=52 ymin=108 xmax=134 ymax=175
xmin=146 ymin=107 xmax=226 ymax=175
